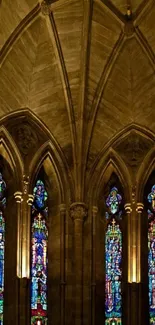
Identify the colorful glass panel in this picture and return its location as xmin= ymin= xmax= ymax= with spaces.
xmin=106 ymin=187 xmax=122 ymax=220
xmin=31 ymin=180 xmax=48 ymax=325
xmin=105 ymin=219 xmax=122 ymax=325
xmin=148 ymin=185 xmax=155 ymax=324
xmin=0 ymin=173 xmax=6 ymax=325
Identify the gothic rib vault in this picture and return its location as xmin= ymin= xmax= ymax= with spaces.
xmin=0 ymin=0 xmax=155 ymax=201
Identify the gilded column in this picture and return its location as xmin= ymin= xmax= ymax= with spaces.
xmin=14 ymin=191 xmax=23 ymax=278
xmin=60 ymin=204 xmax=66 ymax=325
xmin=124 ymin=203 xmax=132 ymax=283
xmin=27 ymin=194 xmax=34 ymax=278
xmin=91 ymin=206 xmax=98 ymax=325
xmin=136 ymin=203 xmax=144 ymax=283
xmin=22 ymin=175 xmax=30 ymax=278
xmin=70 ymin=202 xmax=87 ymax=325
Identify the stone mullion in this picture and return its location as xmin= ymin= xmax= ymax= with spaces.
xmin=60 ymin=204 xmax=66 ymax=325
xmin=91 ymin=206 xmax=98 ymax=325
xmin=70 ymin=202 xmax=87 ymax=325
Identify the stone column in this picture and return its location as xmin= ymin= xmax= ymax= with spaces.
xmin=70 ymin=202 xmax=87 ymax=325
xmin=14 ymin=176 xmax=34 ymax=325
xmin=124 ymin=203 xmax=132 ymax=283
xmin=14 ymin=187 xmax=31 ymax=325
xmin=136 ymin=203 xmax=144 ymax=283
xmin=60 ymin=204 xmax=66 ymax=325
xmin=14 ymin=191 xmax=23 ymax=325
xmin=14 ymin=191 xmax=23 ymax=278
xmin=124 ymin=203 xmax=132 ymax=325
xmin=91 ymin=206 xmax=98 ymax=325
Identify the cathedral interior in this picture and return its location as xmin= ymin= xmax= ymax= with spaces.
xmin=0 ymin=0 xmax=155 ymax=324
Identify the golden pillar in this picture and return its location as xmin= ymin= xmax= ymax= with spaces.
xmin=136 ymin=203 xmax=144 ymax=283
xmin=70 ymin=202 xmax=87 ymax=325
xmin=14 ymin=191 xmax=23 ymax=278
xmin=14 ymin=176 xmax=34 ymax=325
xmin=124 ymin=203 xmax=132 ymax=283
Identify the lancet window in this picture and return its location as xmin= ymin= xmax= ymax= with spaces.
xmin=147 ymin=184 xmax=155 ymax=324
xmin=0 ymin=172 xmax=6 ymax=325
xmin=105 ymin=186 xmax=123 ymax=325
xmin=31 ymin=179 xmax=48 ymax=325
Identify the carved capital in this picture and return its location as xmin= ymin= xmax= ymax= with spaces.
xmin=124 ymin=203 xmax=132 ymax=213
xmin=70 ymin=202 xmax=87 ymax=222
xmin=136 ymin=203 xmax=144 ymax=213
xmin=27 ymin=194 xmax=34 ymax=206
xmin=14 ymin=191 xmax=23 ymax=203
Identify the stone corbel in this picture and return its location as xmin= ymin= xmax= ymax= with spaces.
xmin=70 ymin=202 xmax=87 ymax=222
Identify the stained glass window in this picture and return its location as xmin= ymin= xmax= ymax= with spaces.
xmin=31 ymin=180 xmax=48 ymax=325
xmin=147 ymin=185 xmax=155 ymax=324
xmin=105 ymin=187 xmax=122 ymax=325
xmin=0 ymin=173 xmax=6 ymax=325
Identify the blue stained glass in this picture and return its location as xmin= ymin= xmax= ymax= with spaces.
xmin=105 ymin=218 xmax=122 ymax=325
xmin=0 ymin=173 xmax=6 ymax=325
xmin=33 ymin=180 xmax=48 ymax=211
xmin=148 ymin=185 xmax=155 ymax=324
xmin=106 ymin=187 xmax=122 ymax=220
xmin=31 ymin=180 xmax=48 ymax=325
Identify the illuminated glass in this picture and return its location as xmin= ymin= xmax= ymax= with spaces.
xmin=31 ymin=180 xmax=48 ymax=325
xmin=105 ymin=187 xmax=122 ymax=325
xmin=0 ymin=173 xmax=6 ymax=325
xmin=148 ymin=185 xmax=155 ymax=324
xmin=106 ymin=187 xmax=122 ymax=220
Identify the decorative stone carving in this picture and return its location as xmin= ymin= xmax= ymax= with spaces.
xmin=27 ymin=194 xmax=34 ymax=206
xmin=40 ymin=0 xmax=51 ymax=15
xmin=23 ymin=175 xmax=29 ymax=195
xmin=136 ymin=203 xmax=144 ymax=213
xmin=115 ymin=131 xmax=153 ymax=169
xmin=11 ymin=122 xmax=38 ymax=156
xmin=70 ymin=202 xmax=87 ymax=222
xmin=14 ymin=191 xmax=23 ymax=203
xmin=40 ymin=0 xmax=57 ymax=15
xmin=124 ymin=203 xmax=132 ymax=213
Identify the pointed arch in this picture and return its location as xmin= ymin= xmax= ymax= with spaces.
xmin=0 ymin=126 xmax=23 ymax=187
xmin=136 ymin=147 xmax=155 ymax=202
xmin=29 ymin=140 xmax=73 ymax=203
xmin=0 ymin=108 xmax=74 ymax=201
xmin=87 ymin=148 xmax=132 ymax=206
xmin=88 ymin=123 xmax=155 ymax=178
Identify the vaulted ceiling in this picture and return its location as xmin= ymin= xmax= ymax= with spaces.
xmin=0 ymin=0 xmax=155 ymax=199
